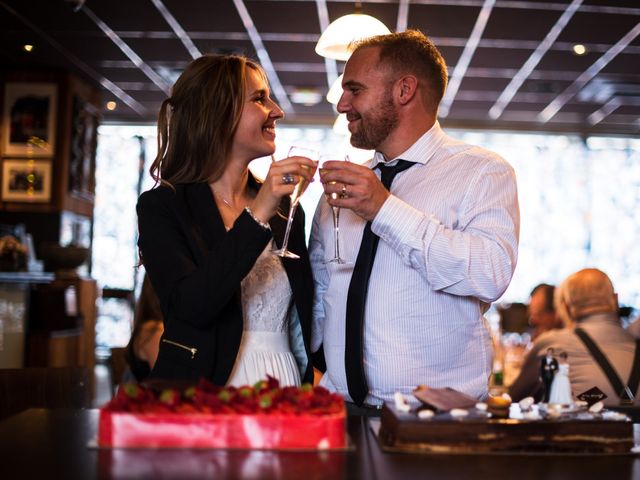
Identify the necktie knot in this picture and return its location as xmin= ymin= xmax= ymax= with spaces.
xmin=377 ymin=160 xmax=414 ymax=189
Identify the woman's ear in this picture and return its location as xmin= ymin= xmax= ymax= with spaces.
xmin=396 ymin=75 xmax=418 ymax=105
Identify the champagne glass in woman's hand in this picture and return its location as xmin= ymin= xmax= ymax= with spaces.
xmin=319 ymin=154 xmax=351 ymax=264
xmin=272 ymin=146 xmax=318 ymax=259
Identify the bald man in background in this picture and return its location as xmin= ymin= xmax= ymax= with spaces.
xmin=510 ymin=268 xmax=639 ymax=406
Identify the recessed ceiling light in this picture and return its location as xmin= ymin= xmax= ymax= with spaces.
xmin=23 ymin=44 xmax=34 ymax=52
xmin=289 ymin=88 xmax=322 ymax=106
xmin=572 ymin=44 xmax=586 ymax=55
xmin=106 ymin=101 xmax=117 ymax=111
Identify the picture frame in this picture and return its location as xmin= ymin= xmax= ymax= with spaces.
xmin=68 ymin=95 xmax=98 ymax=199
xmin=1 ymin=82 xmax=57 ymax=157
xmin=1 ymin=159 xmax=52 ymax=203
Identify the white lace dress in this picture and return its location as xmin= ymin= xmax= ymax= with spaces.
xmin=226 ymin=241 xmax=301 ymax=387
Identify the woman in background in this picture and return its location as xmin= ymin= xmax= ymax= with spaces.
xmin=125 ymin=275 xmax=164 ymax=382
xmin=137 ymin=54 xmax=317 ymax=387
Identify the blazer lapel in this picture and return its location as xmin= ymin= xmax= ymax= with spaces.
xmin=183 ymin=183 xmax=226 ymax=256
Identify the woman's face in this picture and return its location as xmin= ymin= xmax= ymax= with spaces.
xmin=231 ymin=67 xmax=284 ymax=162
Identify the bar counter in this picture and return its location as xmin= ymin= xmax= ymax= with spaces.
xmin=1 ymin=408 xmax=637 ymax=479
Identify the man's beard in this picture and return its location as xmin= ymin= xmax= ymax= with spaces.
xmin=349 ymin=91 xmax=398 ymax=150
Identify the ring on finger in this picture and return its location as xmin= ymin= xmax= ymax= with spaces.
xmin=282 ymin=173 xmax=295 ymax=185
xmin=339 ymin=184 xmax=348 ymax=199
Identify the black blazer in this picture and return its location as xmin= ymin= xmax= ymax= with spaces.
xmin=136 ymin=176 xmax=314 ymax=385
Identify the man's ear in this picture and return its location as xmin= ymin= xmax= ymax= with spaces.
xmin=395 ymin=75 xmax=418 ymax=105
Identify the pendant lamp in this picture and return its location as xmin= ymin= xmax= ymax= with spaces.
xmin=315 ymin=9 xmax=390 ymax=61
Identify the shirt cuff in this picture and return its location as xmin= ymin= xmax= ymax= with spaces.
xmin=371 ymin=195 xmax=439 ymax=254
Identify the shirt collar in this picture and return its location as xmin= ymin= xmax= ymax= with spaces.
xmin=370 ymin=121 xmax=446 ymax=169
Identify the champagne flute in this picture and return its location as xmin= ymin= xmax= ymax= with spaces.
xmin=319 ymin=154 xmax=351 ymax=264
xmin=272 ymin=146 xmax=318 ymax=259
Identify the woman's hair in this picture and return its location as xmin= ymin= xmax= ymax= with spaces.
xmin=150 ymin=54 xmax=266 ymax=187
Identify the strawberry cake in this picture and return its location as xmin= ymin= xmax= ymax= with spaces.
xmin=98 ymin=377 xmax=346 ymax=450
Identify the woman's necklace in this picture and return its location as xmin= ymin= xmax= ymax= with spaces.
xmin=213 ymin=190 xmax=233 ymax=209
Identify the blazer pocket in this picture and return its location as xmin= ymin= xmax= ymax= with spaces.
xmin=161 ymin=338 xmax=198 ymax=360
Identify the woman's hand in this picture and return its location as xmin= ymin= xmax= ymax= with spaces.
xmin=250 ymin=155 xmax=318 ymax=223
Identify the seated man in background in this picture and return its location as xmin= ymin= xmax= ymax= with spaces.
xmin=528 ymin=283 xmax=563 ymax=340
xmin=510 ymin=268 xmax=639 ymax=406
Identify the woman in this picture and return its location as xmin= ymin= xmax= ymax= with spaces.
xmin=137 ymin=54 xmax=317 ymax=386
xmin=125 ymin=275 xmax=164 ymax=382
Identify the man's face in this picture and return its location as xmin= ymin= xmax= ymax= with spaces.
xmin=528 ymin=290 xmax=556 ymax=329
xmin=337 ymin=47 xmax=399 ymax=151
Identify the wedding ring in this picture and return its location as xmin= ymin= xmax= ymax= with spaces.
xmin=339 ymin=184 xmax=348 ymax=198
xmin=282 ymin=173 xmax=295 ymax=185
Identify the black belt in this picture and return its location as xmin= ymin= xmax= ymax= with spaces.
xmin=345 ymin=401 xmax=383 ymax=417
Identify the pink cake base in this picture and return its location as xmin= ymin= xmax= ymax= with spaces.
xmin=98 ymin=409 xmax=346 ymax=450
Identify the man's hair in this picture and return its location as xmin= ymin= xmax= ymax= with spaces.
xmin=530 ymin=283 xmax=555 ymax=313
xmin=352 ymin=29 xmax=448 ymax=114
xmin=560 ymin=268 xmax=617 ymax=320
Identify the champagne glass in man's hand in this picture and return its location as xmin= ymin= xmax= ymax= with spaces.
xmin=319 ymin=154 xmax=351 ymax=264
xmin=272 ymin=146 xmax=318 ymax=259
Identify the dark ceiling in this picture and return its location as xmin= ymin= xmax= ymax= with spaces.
xmin=1 ymin=0 xmax=639 ymax=136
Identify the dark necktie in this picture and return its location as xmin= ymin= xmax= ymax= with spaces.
xmin=344 ymin=159 xmax=414 ymax=405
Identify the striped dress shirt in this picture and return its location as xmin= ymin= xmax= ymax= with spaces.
xmin=309 ymin=122 xmax=520 ymax=405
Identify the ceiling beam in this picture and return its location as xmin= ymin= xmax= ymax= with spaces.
xmin=489 ymin=0 xmax=581 ymax=120
xmin=232 ymin=0 xmax=293 ymax=113
xmin=0 ymin=0 xmax=146 ymax=115
xmin=315 ymin=0 xmax=339 ymax=87
xmin=397 ymin=0 xmax=410 ymax=32
xmin=538 ymin=21 xmax=640 ymax=123
xmin=79 ymin=4 xmax=172 ymax=95
xmin=439 ymin=0 xmax=494 ymax=118
xmin=150 ymin=0 xmax=201 ymax=60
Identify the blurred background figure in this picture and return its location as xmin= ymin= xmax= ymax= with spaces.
xmin=510 ymin=268 xmax=639 ymax=406
xmin=627 ymin=316 xmax=640 ymax=339
xmin=528 ymin=283 xmax=563 ymax=340
xmin=124 ymin=275 xmax=164 ymax=383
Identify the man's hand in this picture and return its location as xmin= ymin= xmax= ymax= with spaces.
xmin=319 ymin=161 xmax=389 ymax=221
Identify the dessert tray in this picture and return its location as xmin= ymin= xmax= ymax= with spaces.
xmin=373 ymin=386 xmax=638 ymax=455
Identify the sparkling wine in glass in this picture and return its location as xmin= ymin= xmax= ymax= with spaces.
xmin=319 ymin=154 xmax=351 ymax=264
xmin=272 ymin=146 xmax=318 ymax=259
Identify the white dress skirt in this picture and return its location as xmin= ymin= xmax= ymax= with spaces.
xmin=226 ymin=241 xmax=301 ymax=387
xmin=548 ymin=363 xmax=572 ymax=404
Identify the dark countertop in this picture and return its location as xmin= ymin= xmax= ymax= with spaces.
xmin=0 ymin=409 xmax=638 ymax=479
xmin=0 ymin=271 xmax=55 ymax=284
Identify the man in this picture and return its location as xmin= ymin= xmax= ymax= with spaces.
xmin=309 ymin=30 xmax=520 ymax=411
xmin=510 ymin=268 xmax=640 ymax=406
xmin=528 ymin=283 xmax=563 ymax=340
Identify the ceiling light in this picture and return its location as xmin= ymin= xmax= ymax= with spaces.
xmin=326 ymin=74 xmax=344 ymax=105
xmin=289 ymin=88 xmax=323 ymax=106
xmin=106 ymin=101 xmax=117 ymax=111
xmin=332 ymin=114 xmax=349 ymax=136
xmin=315 ymin=13 xmax=390 ymax=61
xmin=23 ymin=44 xmax=34 ymax=52
xmin=572 ymin=44 xmax=586 ymax=55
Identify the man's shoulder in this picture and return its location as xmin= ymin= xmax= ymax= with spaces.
xmin=438 ymin=133 xmax=512 ymax=171
xmin=531 ymin=328 xmax=573 ymax=353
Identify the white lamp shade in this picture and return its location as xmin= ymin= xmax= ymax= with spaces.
xmin=326 ymin=74 xmax=344 ymax=105
xmin=332 ymin=114 xmax=349 ymax=135
xmin=315 ymin=14 xmax=391 ymax=61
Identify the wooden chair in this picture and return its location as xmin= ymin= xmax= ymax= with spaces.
xmin=0 ymin=366 xmax=91 ymax=421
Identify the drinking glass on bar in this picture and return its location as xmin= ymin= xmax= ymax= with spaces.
xmin=271 ymin=146 xmax=318 ymax=259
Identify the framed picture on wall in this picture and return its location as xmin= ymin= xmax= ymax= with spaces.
xmin=1 ymin=82 xmax=57 ymax=157
xmin=1 ymin=159 xmax=52 ymax=203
